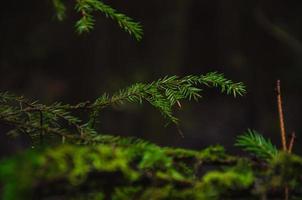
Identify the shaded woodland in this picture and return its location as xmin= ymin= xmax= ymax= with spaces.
xmin=0 ymin=1 xmax=302 ymax=199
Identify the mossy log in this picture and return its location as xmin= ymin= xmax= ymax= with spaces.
xmin=0 ymin=139 xmax=302 ymax=200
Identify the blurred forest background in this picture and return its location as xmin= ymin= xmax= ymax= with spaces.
xmin=0 ymin=0 xmax=302 ymax=156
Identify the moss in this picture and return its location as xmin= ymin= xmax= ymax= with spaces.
xmin=0 ymin=151 xmax=46 ymax=200
xmin=1 ymin=141 xmax=302 ymax=199
xmin=138 ymin=146 xmax=172 ymax=170
xmin=268 ymin=152 xmax=302 ymax=189
xmin=165 ymin=145 xmax=237 ymax=164
xmin=0 ymin=145 xmax=139 ymax=200
xmin=194 ymin=159 xmax=254 ymax=199
xmin=164 ymin=147 xmax=198 ymax=159
xmin=70 ymin=192 xmax=105 ymax=200
xmin=112 ymin=186 xmax=142 ymax=200
xmin=197 ymin=145 xmax=237 ymax=163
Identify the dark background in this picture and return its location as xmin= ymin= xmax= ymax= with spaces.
xmin=1 ymin=0 xmax=302 ymax=155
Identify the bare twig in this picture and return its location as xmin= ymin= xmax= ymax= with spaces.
xmin=285 ymin=186 xmax=289 ymax=200
xmin=276 ymin=80 xmax=287 ymax=151
xmin=177 ymin=126 xmax=185 ymax=138
xmin=39 ymin=111 xmax=44 ymax=145
xmin=288 ymin=132 xmax=296 ymax=154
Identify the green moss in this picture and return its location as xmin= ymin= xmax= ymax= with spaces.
xmin=165 ymin=145 xmax=237 ymax=163
xmin=139 ymin=146 xmax=172 ymax=170
xmin=112 ymin=186 xmax=142 ymax=200
xmin=268 ymin=152 xmax=302 ymax=189
xmin=1 ymin=141 xmax=302 ymax=199
xmin=0 ymin=145 xmax=139 ymax=200
xmin=198 ymin=145 xmax=237 ymax=163
xmin=164 ymin=147 xmax=199 ymax=159
xmin=0 ymin=151 xmax=46 ymax=200
xmin=194 ymin=159 xmax=254 ymax=199
xmin=70 ymin=192 xmax=105 ymax=200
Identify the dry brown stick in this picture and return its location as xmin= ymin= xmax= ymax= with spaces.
xmin=284 ymin=132 xmax=296 ymax=199
xmin=276 ymin=80 xmax=287 ymax=151
xmin=276 ymin=80 xmax=290 ymax=200
xmin=285 ymin=186 xmax=289 ymax=200
xmin=288 ymin=132 xmax=296 ymax=154
xmin=285 ymin=132 xmax=296 ymax=200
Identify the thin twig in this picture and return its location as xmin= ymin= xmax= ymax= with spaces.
xmin=288 ymin=132 xmax=296 ymax=154
xmin=276 ymin=80 xmax=287 ymax=151
xmin=285 ymin=186 xmax=289 ymax=200
xmin=286 ymin=131 xmax=296 ymax=200
xmin=39 ymin=111 xmax=44 ymax=145
xmin=177 ymin=126 xmax=184 ymax=138
xmin=276 ymin=80 xmax=291 ymax=200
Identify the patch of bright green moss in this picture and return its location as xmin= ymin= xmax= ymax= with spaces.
xmin=195 ymin=159 xmax=254 ymax=199
xmin=1 ymin=141 xmax=302 ymax=199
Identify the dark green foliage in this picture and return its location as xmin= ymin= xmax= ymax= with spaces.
xmin=112 ymin=186 xmax=142 ymax=200
xmin=0 ymin=72 xmax=245 ymax=147
xmin=89 ymin=72 xmax=246 ymax=126
xmin=76 ymin=0 xmax=143 ymax=40
xmin=3 ymin=1 xmax=302 ymax=198
xmin=51 ymin=0 xmax=143 ymax=40
xmin=268 ymin=152 xmax=302 ymax=189
xmin=52 ymin=0 xmax=66 ymax=21
xmin=235 ymin=129 xmax=278 ymax=161
xmin=0 ymin=73 xmax=247 ymax=199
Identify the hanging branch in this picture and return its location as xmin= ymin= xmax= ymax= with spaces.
xmin=0 ymin=73 xmax=246 ymax=146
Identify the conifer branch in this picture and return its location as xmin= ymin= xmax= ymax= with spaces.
xmin=0 ymin=72 xmax=245 ymax=146
xmin=235 ymin=129 xmax=278 ymax=161
xmin=51 ymin=0 xmax=143 ymax=40
xmin=52 ymin=0 xmax=66 ymax=21
xmin=74 ymin=0 xmax=143 ymax=40
xmin=89 ymin=72 xmax=246 ymax=126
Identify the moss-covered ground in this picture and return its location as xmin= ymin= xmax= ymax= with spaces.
xmin=1 ymin=137 xmax=301 ymax=200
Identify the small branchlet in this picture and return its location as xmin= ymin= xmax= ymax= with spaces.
xmin=235 ymin=129 xmax=278 ymax=161
xmin=52 ymin=0 xmax=143 ymax=40
xmin=52 ymin=0 xmax=66 ymax=21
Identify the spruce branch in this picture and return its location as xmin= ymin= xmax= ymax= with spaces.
xmin=75 ymin=12 xmax=95 ymax=34
xmin=0 ymin=72 xmax=245 ymax=146
xmin=235 ymin=129 xmax=278 ymax=161
xmin=89 ymin=72 xmax=246 ymax=126
xmin=74 ymin=0 xmax=143 ymax=40
xmin=0 ymin=93 xmax=96 ymax=145
xmin=52 ymin=0 xmax=66 ymax=21
xmin=198 ymin=72 xmax=246 ymax=97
